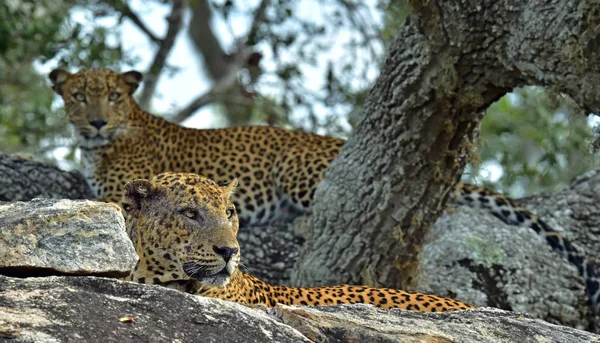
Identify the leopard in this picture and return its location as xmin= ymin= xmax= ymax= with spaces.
xmin=123 ymin=172 xmax=476 ymax=312
xmin=48 ymin=67 xmax=599 ymax=313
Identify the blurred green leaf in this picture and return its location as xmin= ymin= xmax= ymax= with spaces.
xmin=464 ymin=87 xmax=600 ymax=197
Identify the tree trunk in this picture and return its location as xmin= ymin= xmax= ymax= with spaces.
xmin=290 ymin=0 xmax=600 ymax=289
xmin=188 ymin=0 xmax=228 ymax=82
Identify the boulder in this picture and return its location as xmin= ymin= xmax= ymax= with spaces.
xmin=0 ymin=275 xmax=311 ymax=343
xmin=0 ymin=275 xmax=599 ymax=342
xmin=273 ymin=304 xmax=600 ymax=343
xmin=419 ymin=206 xmax=593 ymax=330
xmin=0 ymin=152 xmax=92 ymax=201
xmin=0 ymin=199 xmax=136 ymax=278
xmin=418 ymin=170 xmax=600 ymax=331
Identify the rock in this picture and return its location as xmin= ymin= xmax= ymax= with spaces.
xmin=0 ymin=275 xmax=598 ymax=343
xmin=273 ymin=304 xmax=600 ymax=343
xmin=0 ymin=275 xmax=311 ymax=343
xmin=238 ymin=221 xmax=304 ymax=285
xmin=419 ymin=206 xmax=597 ymax=331
xmin=415 ymin=171 xmax=600 ymax=332
xmin=0 ymin=199 xmax=136 ymax=278
xmin=522 ymin=169 xmax=600 ymax=269
xmin=0 ymin=152 xmax=92 ymax=202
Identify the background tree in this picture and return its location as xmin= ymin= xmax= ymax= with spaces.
xmin=1 ymin=0 xmax=126 ymax=166
xmin=1 ymin=0 xmax=598 ymax=194
xmin=290 ymin=0 xmax=600 ymax=290
xmin=467 ymin=87 xmax=600 ymax=196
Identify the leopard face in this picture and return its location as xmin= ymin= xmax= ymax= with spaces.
xmin=48 ymin=68 xmax=142 ymax=149
xmin=124 ymin=172 xmax=240 ymax=288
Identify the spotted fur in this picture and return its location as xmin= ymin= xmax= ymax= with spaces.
xmin=49 ymin=67 xmax=599 ymax=314
xmin=124 ymin=172 xmax=475 ymax=312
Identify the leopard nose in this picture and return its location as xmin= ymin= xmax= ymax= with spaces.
xmin=213 ymin=246 xmax=239 ymax=263
xmin=89 ymin=120 xmax=107 ymax=130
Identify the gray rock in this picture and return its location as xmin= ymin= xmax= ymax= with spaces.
xmin=0 ymin=199 xmax=136 ymax=277
xmin=272 ymin=304 xmax=600 ymax=343
xmin=0 ymin=152 xmax=92 ymax=202
xmin=522 ymin=169 xmax=600 ymax=272
xmin=419 ymin=206 xmax=594 ymax=330
xmin=0 ymin=275 xmax=310 ymax=343
xmin=417 ymin=170 xmax=600 ymax=332
xmin=238 ymin=221 xmax=304 ymax=284
xmin=0 ymin=275 xmax=598 ymax=343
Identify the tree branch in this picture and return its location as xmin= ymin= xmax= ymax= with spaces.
xmin=179 ymin=0 xmax=270 ymax=123
xmin=109 ymin=0 xmax=160 ymax=43
xmin=171 ymin=49 xmax=254 ymax=123
xmin=188 ymin=0 xmax=228 ymax=80
xmin=138 ymin=0 xmax=187 ymax=109
xmin=245 ymin=0 xmax=270 ymax=47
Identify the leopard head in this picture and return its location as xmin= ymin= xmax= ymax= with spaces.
xmin=123 ymin=172 xmax=240 ymax=288
xmin=49 ymin=68 xmax=142 ymax=149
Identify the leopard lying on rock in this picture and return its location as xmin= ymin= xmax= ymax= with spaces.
xmin=48 ymin=67 xmax=599 ymax=313
xmin=124 ymin=172 xmax=475 ymax=312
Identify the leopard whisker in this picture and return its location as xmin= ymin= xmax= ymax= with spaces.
xmin=238 ymin=262 xmax=253 ymax=273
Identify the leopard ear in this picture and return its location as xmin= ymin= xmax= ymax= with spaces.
xmin=223 ymin=178 xmax=238 ymax=198
xmin=48 ymin=68 xmax=72 ymax=96
xmin=122 ymin=179 xmax=156 ymax=214
xmin=120 ymin=71 xmax=143 ymax=94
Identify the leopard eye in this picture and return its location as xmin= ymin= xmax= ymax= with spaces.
xmin=72 ymin=92 xmax=86 ymax=102
xmin=183 ymin=209 xmax=197 ymax=219
xmin=108 ymin=92 xmax=121 ymax=101
xmin=180 ymin=208 xmax=203 ymax=222
xmin=226 ymin=208 xmax=235 ymax=219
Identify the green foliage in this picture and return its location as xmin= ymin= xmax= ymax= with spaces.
xmin=0 ymin=1 xmax=130 ymax=168
xmin=0 ymin=1 xmax=67 ymax=63
xmin=0 ymin=1 xmax=126 ymax=67
xmin=0 ymin=1 xmax=72 ymax=164
xmin=0 ymin=64 xmax=69 ymax=155
xmin=465 ymin=87 xmax=600 ymax=197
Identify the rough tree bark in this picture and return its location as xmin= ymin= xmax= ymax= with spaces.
xmin=290 ymin=1 xmax=600 ymax=289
